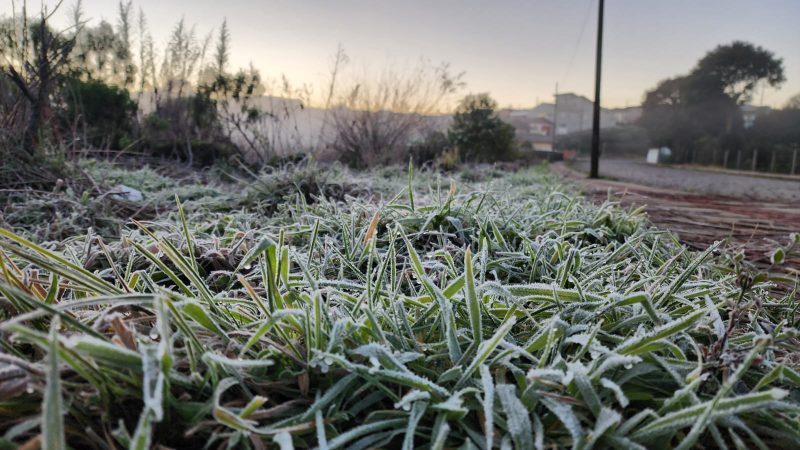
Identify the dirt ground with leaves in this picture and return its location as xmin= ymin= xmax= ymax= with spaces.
xmin=553 ymin=160 xmax=800 ymax=273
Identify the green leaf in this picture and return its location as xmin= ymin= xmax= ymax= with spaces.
xmin=615 ymin=308 xmax=708 ymax=355
xmin=480 ymin=365 xmax=495 ymax=450
xmin=464 ymin=247 xmax=483 ymax=343
xmin=630 ymin=389 xmax=788 ymax=441
xmin=456 ymin=315 xmax=516 ymax=388
xmin=497 ymin=384 xmax=534 ymax=450
xmin=541 ymin=396 xmax=584 ymax=444
xmin=43 ymin=317 xmax=66 ymax=450
xmin=65 ymin=335 xmax=142 ymax=370
xmin=771 ymin=247 xmax=785 ymax=265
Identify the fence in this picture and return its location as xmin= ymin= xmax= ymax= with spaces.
xmin=689 ymin=145 xmax=799 ymax=176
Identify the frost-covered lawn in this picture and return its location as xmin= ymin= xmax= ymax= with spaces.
xmin=1 ymin=163 xmax=798 ymax=449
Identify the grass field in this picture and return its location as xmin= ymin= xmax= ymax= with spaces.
xmin=1 ymin=162 xmax=798 ymax=449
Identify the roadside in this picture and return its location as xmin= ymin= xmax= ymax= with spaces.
xmin=669 ymin=163 xmax=800 ymax=183
xmin=551 ymin=160 xmax=800 ymax=273
xmin=570 ymin=158 xmax=800 ymax=203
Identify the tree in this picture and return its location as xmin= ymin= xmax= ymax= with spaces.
xmin=136 ymin=8 xmax=156 ymax=95
xmin=785 ymin=93 xmax=800 ymax=110
xmin=70 ymin=1 xmax=137 ymax=89
xmin=639 ymin=41 xmax=785 ymax=162
xmin=688 ymin=41 xmax=785 ymax=105
xmin=160 ymin=19 xmax=201 ymax=98
xmin=1 ymin=6 xmax=75 ymax=155
xmin=640 ymin=76 xmax=737 ymax=159
xmin=750 ymin=108 xmax=800 ymax=146
xmin=642 ymin=76 xmax=685 ymax=107
xmin=114 ymin=1 xmax=136 ymax=89
xmin=214 ymin=18 xmax=230 ymax=76
xmin=448 ymin=93 xmax=515 ymax=163
xmin=198 ymin=62 xmax=267 ymax=163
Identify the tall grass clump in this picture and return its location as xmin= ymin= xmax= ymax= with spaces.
xmin=0 ymin=166 xmax=798 ymax=449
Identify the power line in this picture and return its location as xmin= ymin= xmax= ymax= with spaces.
xmin=561 ymin=0 xmax=596 ymax=85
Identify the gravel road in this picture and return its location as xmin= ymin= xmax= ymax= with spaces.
xmin=570 ymin=158 xmax=800 ymax=203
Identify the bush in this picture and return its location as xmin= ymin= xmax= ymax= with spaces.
xmin=142 ymin=94 xmax=237 ymax=166
xmin=64 ymin=78 xmax=137 ymax=149
xmin=436 ymin=146 xmax=461 ymax=171
xmin=749 ymin=108 xmax=800 ymax=149
xmin=327 ymin=60 xmax=463 ymax=169
xmin=449 ymin=93 xmax=515 ymax=162
xmin=408 ymin=130 xmax=450 ymax=165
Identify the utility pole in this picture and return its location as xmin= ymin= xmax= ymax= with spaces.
xmin=589 ymin=0 xmax=604 ymax=179
xmin=552 ymin=83 xmax=558 ymax=152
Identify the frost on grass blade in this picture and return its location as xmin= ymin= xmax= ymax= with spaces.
xmin=614 ymin=307 xmax=709 ymax=355
xmin=541 ymin=396 xmax=584 ymax=444
xmin=497 ymin=384 xmax=534 ymax=450
xmin=43 ymin=317 xmax=66 ymax=450
xmin=630 ymin=389 xmax=789 ymax=442
xmin=2 ymin=165 xmax=799 ymax=449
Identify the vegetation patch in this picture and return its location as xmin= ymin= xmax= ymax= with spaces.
xmin=0 ymin=165 xmax=798 ymax=449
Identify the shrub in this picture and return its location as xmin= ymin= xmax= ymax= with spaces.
xmin=408 ymin=130 xmax=450 ymax=165
xmin=142 ymin=94 xmax=236 ymax=166
xmin=449 ymin=93 xmax=516 ymax=162
xmin=327 ymin=59 xmax=463 ymax=168
xmin=64 ymin=78 xmax=137 ymax=149
xmin=436 ymin=145 xmax=461 ymax=171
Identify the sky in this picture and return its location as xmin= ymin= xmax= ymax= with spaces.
xmin=11 ymin=0 xmax=800 ymax=109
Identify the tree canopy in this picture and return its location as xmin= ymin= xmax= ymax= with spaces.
xmin=689 ymin=41 xmax=785 ymax=105
xmin=643 ymin=41 xmax=784 ymax=110
xmin=639 ymin=41 xmax=785 ymax=162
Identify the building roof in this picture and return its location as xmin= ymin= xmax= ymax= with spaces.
xmin=555 ymin=93 xmax=592 ymax=102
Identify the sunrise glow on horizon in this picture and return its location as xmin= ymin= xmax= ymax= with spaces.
xmin=18 ymin=0 xmax=800 ymax=110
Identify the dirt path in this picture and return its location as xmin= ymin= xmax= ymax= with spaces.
xmin=551 ymin=161 xmax=800 ymax=274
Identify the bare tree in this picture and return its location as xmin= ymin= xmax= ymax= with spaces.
xmin=136 ymin=8 xmax=156 ymax=100
xmin=327 ymin=59 xmax=463 ymax=168
xmin=115 ymin=1 xmax=135 ymax=88
xmin=314 ymin=44 xmax=348 ymax=155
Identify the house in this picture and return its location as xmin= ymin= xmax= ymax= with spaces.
xmin=530 ymin=117 xmax=553 ymax=136
xmin=498 ymin=112 xmax=554 ymax=151
xmin=499 ymin=92 xmax=644 ymax=151
xmin=501 ymin=93 xmax=643 ymax=141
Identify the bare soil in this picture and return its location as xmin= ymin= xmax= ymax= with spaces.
xmin=552 ymin=160 xmax=800 ymax=274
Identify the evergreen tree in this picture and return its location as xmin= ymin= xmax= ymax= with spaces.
xmin=449 ymin=93 xmax=515 ymax=162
